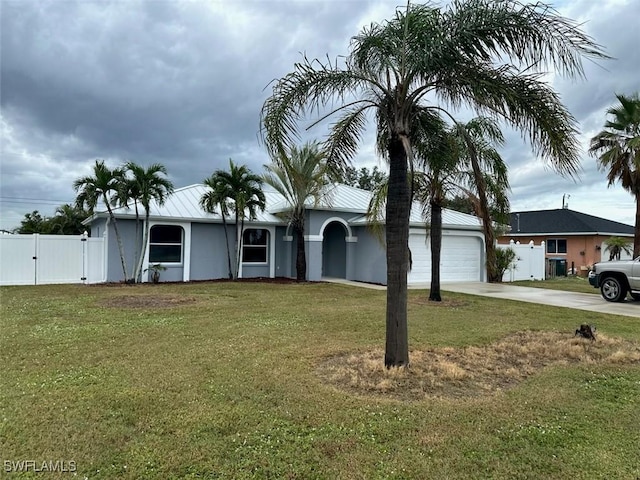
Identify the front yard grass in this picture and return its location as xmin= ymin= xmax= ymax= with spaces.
xmin=512 ymin=275 xmax=598 ymax=295
xmin=1 ymin=282 xmax=639 ymax=479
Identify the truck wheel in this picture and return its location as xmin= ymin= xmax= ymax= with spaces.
xmin=600 ymin=276 xmax=627 ymax=302
xmin=630 ymin=292 xmax=640 ymax=301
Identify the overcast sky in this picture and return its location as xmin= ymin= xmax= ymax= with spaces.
xmin=1 ymin=0 xmax=639 ymax=231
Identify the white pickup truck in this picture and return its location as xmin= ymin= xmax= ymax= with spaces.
xmin=588 ymin=258 xmax=640 ymax=302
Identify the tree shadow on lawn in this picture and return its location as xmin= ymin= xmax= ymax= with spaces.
xmin=317 ymin=331 xmax=640 ymax=402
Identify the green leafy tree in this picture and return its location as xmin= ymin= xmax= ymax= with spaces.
xmin=15 ymin=210 xmax=48 ymax=234
xmin=589 ymin=93 xmax=640 ymax=256
xmin=261 ymin=1 xmax=605 ymax=368
xmin=74 ymin=160 xmax=129 ymax=281
xmin=124 ymin=162 xmax=174 ymax=283
xmin=263 ymin=142 xmax=329 ymax=281
xmin=344 ymin=166 xmax=388 ymax=191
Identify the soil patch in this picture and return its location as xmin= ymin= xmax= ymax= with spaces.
xmin=100 ymin=295 xmax=197 ymax=308
xmin=317 ymin=331 xmax=640 ymax=401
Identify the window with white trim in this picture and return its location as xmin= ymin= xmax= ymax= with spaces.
xmin=149 ymin=225 xmax=183 ymax=263
xmin=242 ymin=228 xmax=268 ymax=263
xmin=546 ymin=238 xmax=567 ymax=254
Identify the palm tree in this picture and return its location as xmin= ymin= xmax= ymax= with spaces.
xmin=49 ymin=204 xmax=90 ymax=235
xmin=261 ymin=1 xmax=606 ymax=367
xmin=125 ymin=162 xmax=174 ymax=283
xmin=263 ymin=142 xmax=329 ymax=281
xmin=450 ymin=118 xmax=510 ymax=283
xmin=604 ymin=236 xmax=633 ymax=261
xmin=200 ymin=174 xmax=234 ymax=279
xmin=589 ymin=93 xmax=640 ymax=256
xmin=74 ymin=160 xmax=129 ymax=281
xmin=201 ymin=160 xmax=266 ymax=279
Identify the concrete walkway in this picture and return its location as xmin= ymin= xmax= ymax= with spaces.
xmin=324 ymin=278 xmax=640 ymax=318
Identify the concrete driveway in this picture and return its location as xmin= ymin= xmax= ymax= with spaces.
xmin=324 ymin=278 xmax=640 ymax=318
xmin=438 ymin=282 xmax=640 ymax=318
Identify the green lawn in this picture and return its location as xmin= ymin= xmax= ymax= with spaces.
xmin=1 ymin=282 xmax=639 ymax=479
xmin=512 ymin=275 xmax=599 ymax=295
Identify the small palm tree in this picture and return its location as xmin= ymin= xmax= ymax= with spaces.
xmin=261 ymin=1 xmax=606 ymax=368
xmin=263 ymin=142 xmax=329 ymax=281
xmin=201 ymin=160 xmax=265 ymax=279
xmin=200 ymin=175 xmax=234 ymax=279
xmin=74 ymin=160 xmax=129 ymax=282
xmin=589 ymin=93 xmax=640 ymax=256
xmin=125 ymin=162 xmax=174 ymax=282
xmin=604 ymin=236 xmax=633 ymax=261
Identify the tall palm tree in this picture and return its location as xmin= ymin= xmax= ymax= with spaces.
xmin=589 ymin=93 xmax=640 ymax=256
xmin=261 ymin=1 xmax=606 ymax=367
xmin=74 ymin=160 xmax=129 ymax=281
xmin=451 ymin=118 xmax=510 ymax=282
xmin=125 ymin=162 xmax=174 ymax=283
xmin=200 ymin=174 xmax=234 ymax=279
xmin=263 ymin=142 xmax=329 ymax=281
xmin=201 ymin=160 xmax=266 ymax=279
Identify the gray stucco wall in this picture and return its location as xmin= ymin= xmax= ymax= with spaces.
xmin=274 ymin=226 xmax=291 ymax=278
xmin=104 ymin=219 xmax=141 ymax=282
xmin=190 ymin=223 xmax=236 ymax=280
xmin=307 ymin=210 xmax=355 ymax=236
xmin=351 ymin=226 xmax=387 ymax=284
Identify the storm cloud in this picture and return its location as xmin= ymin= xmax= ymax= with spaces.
xmin=1 ymin=0 xmax=638 ymax=230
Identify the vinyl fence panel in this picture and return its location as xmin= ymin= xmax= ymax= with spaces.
xmin=0 ymin=234 xmax=105 ymax=286
xmin=0 ymin=234 xmax=37 ymax=285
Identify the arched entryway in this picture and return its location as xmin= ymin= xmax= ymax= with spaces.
xmin=322 ymin=221 xmax=348 ymax=278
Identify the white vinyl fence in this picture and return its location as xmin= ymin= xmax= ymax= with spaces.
xmin=498 ymin=240 xmax=545 ymax=282
xmin=0 ymin=234 xmax=105 ymax=286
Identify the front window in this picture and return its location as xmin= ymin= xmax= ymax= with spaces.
xmin=242 ymin=228 xmax=268 ymax=263
xmin=149 ymin=225 xmax=183 ymax=263
xmin=546 ymin=238 xmax=567 ymax=254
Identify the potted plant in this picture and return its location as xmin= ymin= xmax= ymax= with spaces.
xmin=144 ymin=263 xmax=167 ymax=284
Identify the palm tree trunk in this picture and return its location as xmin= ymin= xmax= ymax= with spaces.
xmin=135 ymin=210 xmax=150 ymax=282
xmin=221 ymin=210 xmax=233 ymax=279
xmin=384 ymin=134 xmax=410 ymax=368
xmin=634 ymin=193 xmax=640 ymax=258
xmin=104 ymin=194 xmax=129 ymax=282
xmin=429 ymin=201 xmax=442 ymax=302
xmin=235 ymin=216 xmax=245 ymax=280
xmin=294 ymin=216 xmax=306 ymax=282
xmin=133 ymin=200 xmax=141 ymax=282
xmin=468 ymin=146 xmax=499 ymax=282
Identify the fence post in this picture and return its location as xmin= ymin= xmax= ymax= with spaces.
xmin=81 ymin=231 xmax=88 ymax=284
xmin=33 ymin=233 xmax=39 ymax=285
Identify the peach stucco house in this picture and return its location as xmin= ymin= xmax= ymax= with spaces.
xmin=497 ymin=208 xmax=633 ymax=278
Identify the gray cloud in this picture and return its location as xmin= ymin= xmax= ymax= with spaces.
xmin=1 ymin=0 xmax=638 ymax=230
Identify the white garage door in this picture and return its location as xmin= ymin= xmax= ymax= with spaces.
xmin=408 ymin=233 xmax=482 ymax=284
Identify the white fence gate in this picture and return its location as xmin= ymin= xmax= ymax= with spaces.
xmin=0 ymin=234 xmax=105 ymax=286
xmin=498 ymin=240 xmax=545 ymax=282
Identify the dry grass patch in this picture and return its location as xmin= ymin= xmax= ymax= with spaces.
xmin=317 ymin=331 xmax=640 ymax=401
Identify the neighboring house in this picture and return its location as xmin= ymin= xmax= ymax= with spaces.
xmin=84 ymin=183 xmax=487 ymax=284
xmin=498 ymin=208 xmax=634 ymax=277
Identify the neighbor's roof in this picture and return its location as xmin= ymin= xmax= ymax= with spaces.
xmin=84 ymin=183 xmax=482 ymax=230
xmin=507 ymin=208 xmax=633 ymax=236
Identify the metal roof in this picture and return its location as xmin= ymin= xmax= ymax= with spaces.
xmin=85 ymin=183 xmax=482 ymax=230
